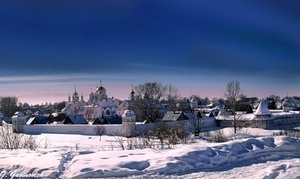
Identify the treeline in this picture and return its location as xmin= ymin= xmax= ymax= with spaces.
xmin=0 ymin=97 xmax=19 ymax=117
xmin=0 ymin=97 xmax=66 ymax=118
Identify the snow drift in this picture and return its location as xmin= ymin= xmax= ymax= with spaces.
xmin=1 ymin=136 xmax=299 ymax=178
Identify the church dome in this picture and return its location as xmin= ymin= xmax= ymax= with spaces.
xmin=96 ymin=86 xmax=106 ymax=92
xmin=131 ymin=90 xmax=135 ymax=95
xmin=96 ymin=85 xmax=107 ymax=96
xmin=73 ymin=91 xmax=79 ymax=97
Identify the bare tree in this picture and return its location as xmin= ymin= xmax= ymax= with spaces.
xmin=225 ymin=81 xmax=242 ymax=134
xmin=165 ymin=84 xmax=180 ymax=111
xmin=135 ymin=82 xmax=167 ymax=101
xmin=132 ymin=82 xmax=181 ymax=121
xmin=0 ymin=97 xmax=19 ymax=117
xmin=134 ymin=82 xmax=167 ymax=120
xmin=190 ymin=111 xmax=203 ymax=136
xmin=94 ymin=126 xmax=106 ymax=141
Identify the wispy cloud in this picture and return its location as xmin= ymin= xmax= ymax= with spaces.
xmin=0 ymin=1 xmax=299 ymax=103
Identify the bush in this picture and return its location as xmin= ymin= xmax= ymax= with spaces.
xmin=112 ymin=130 xmax=125 ymax=150
xmin=0 ymin=124 xmax=38 ymax=150
xmin=208 ymin=130 xmax=228 ymax=143
xmin=152 ymin=122 xmax=191 ymax=148
xmin=273 ymin=130 xmax=300 ymax=138
xmin=23 ymin=136 xmax=39 ymax=150
xmin=94 ymin=126 xmax=106 ymax=141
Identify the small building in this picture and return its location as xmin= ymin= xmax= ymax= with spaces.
xmin=90 ymin=117 xmax=110 ymax=125
xmin=255 ymin=99 xmax=272 ymax=118
xmin=26 ymin=114 xmax=50 ymax=125
xmin=105 ymin=115 xmax=122 ymax=124
xmin=48 ymin=112 xmax=67 ymax=124
xmin=190 ymin=98 xmax=198 ymax=109
xmin=282 ymin=98 xmax=300 ymax=112
xmin=206 ymin=111 xmax=216 ymax=118
xmin=63 ymin=115 xmax=88 ymax=124
xmin=12 ymin=111 xmax=28 ymax=133
xmin=3 ymin=117 xmax=12 ymax=124
xmin=162 ymin=111 xmax=190 ymax=122
xmin=236 ymin=102 xmax=253 ymax=114
xmin=122 ymin=110 xmax=136 ymax=137
xmin=143 ymin=116 xmax=156 ymax=124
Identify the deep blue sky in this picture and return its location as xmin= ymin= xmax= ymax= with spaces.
xmin=0 ymin=1 xmax=300 ymax=104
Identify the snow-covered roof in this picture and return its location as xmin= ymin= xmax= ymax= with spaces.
xmin=51 ymin=112 xmax=59 ymax=118
xmin=97 ymin=86 xmax=106 ymax=91
xmin=162 ymin=111 xmax=190 ymax=122
xmin=68 ymin=115 xmax=88 ymax=124
xmin=62 ymin=106 xmax=72 ymax=115
xmin=255 ymin=100 xmax=271 ymax=116
xmin=13 ymin=111 xmax=25 ymax=117
xmin=27 ymin=115 xmax=49 ymax=125
xmin=122 ymin=110 xmax=135 ymax=118
xmin=216 ymin=113 xmax=256 ymax=121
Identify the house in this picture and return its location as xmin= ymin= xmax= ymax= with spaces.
xmin=105 ymin=115 xmax=122 ymax=124
xmin=48 ymin=112 xmax=67 ymax=124
xmin=162 ymin=111 xmax=191 ymax=122
xmin=236 ymin=102 xmax=253 ymax=114
xmin=254 ymin=99 xmax=272 ymax=118
xmin=223 ymin=102 xmax=253 ymax=114
xmin=90 ymin=117 xmax=110 ymax=125
xmin=143 ymin=116 xmax=156 ymax=124
xmin=205 ymin=112 xmax=216 ymax=117
xmin=63 ymin=115 xmax=88 ymax=124
xmin=26 ymin=114 xmax=50 ymax=125
xmin=3 ymin=117 xmax=12 ymax=124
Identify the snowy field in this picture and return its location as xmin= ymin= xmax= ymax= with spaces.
xmin=1 ymin=127 xmax=300 ymax=179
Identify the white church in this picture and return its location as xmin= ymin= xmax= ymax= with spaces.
xmin=62 ymin=82 xmax=132 ymax=122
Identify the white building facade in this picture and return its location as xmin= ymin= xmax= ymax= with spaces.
xmin=62 ymin=87 xmax=85 ymax=116
xmin=62 ymin=83 xmax=132 ymax=121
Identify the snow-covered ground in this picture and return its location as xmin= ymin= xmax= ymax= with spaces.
xmin=0 ymin=127 xmax=300 ymax=178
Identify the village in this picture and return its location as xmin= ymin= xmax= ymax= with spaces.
xmin=1 ymin=1 xmax=300 ymax=178
xmin=1 ymin=81 xmax=300 ymax=178
xmin=1 ymin=81 xmax=300 ymax=137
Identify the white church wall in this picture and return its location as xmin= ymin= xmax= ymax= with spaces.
xmin=22 ymin=117 xmax=216 ymax=136
xmin=23 ymin=124 xmax=123 ymax=136
xmin=273 ymin=114 xmax=300 ymax=125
